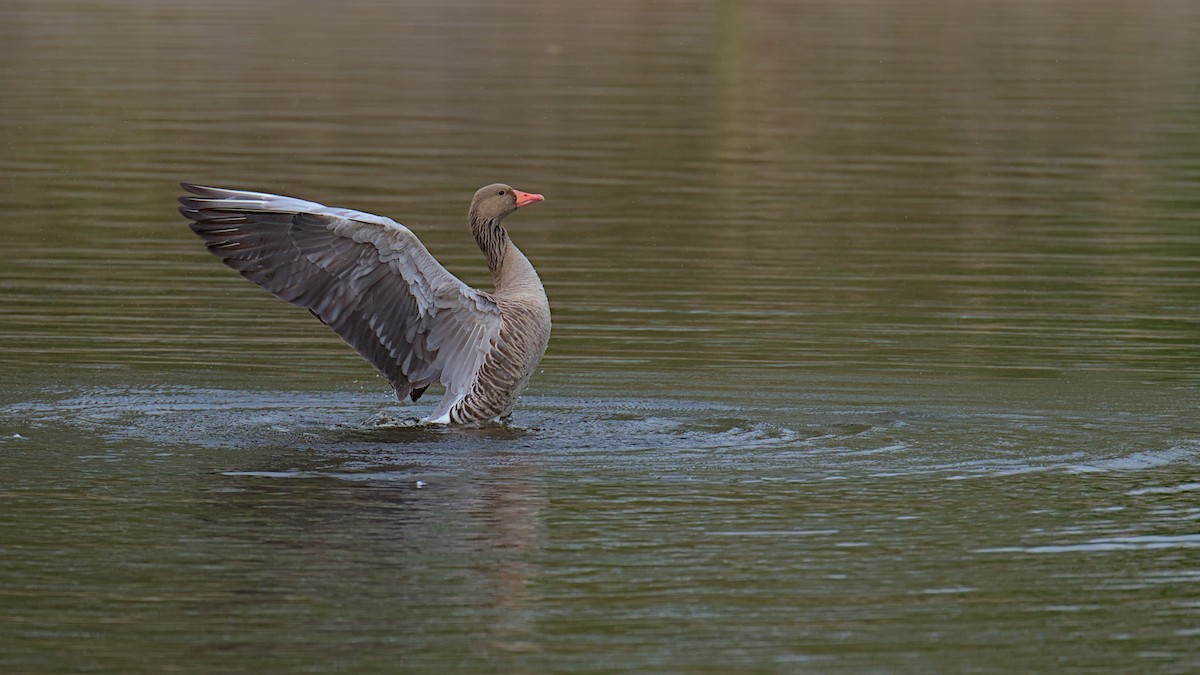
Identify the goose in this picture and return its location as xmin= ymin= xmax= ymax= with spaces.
xmin=179 ymin=182 xmax=551 ymax=424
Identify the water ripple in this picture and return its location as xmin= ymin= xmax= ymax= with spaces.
xmin=4 ymin=386 xmax=1197 ymax=482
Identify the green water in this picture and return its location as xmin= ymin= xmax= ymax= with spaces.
xmin=2 ymin=1 xmax=1200 ymax=671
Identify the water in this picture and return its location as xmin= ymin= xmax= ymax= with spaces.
xmin=3 ymin=0 xmax=1200 ymax=671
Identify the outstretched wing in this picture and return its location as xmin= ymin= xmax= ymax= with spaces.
xmin=179 ymin=183 xmax=501 ymax=404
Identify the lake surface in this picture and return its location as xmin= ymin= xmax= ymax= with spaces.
xmin=3 ymin=0 xmax=1200 ymax=671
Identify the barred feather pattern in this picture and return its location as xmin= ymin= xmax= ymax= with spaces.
xmin=445 ymin=218 xmax=551 ymax=422
xmin=450 ymin=278 xmax=551 ymax=422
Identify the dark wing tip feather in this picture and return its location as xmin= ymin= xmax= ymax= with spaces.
xmin=180 ymin=182 xmax=223 ymax=197
xmin=179 ymin=205 xmax=195 ymax=219
xmin=179 ymin=182 xmax=213 ymax=199
xmin=178 ymin=195 xmax=214 ymax=212
xmin=179 ymin=182 xmax=223 ymax=213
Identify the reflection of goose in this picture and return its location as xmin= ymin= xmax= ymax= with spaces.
xmin=179 ymin=183 xmax=551 ymax=424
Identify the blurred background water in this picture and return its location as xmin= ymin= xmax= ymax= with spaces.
xmin=2 ymin=0 xmax=1200 ymax=671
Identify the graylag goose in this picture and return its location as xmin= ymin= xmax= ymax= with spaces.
xmin=179 ymin=183 xmax=551 ymax=424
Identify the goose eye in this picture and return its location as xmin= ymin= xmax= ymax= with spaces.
xmin=498 ymin=190 xmax=507 ymax=196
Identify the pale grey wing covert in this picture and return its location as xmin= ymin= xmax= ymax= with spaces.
xmin=178 ymin=183 xmax=502 ymax=405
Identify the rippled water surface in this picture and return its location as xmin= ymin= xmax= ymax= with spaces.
xmin=3 ymin=0 xmax=1200 ymax=671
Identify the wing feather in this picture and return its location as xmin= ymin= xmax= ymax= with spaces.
xmin=180 ymin=182 xmax=501 ymax=402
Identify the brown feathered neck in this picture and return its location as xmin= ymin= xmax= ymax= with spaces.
xmin=469 ymin=211 xmax=510 ymax=276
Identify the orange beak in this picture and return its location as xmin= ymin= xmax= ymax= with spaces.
xmin=513 ymin=189 xmax=545 ymax=208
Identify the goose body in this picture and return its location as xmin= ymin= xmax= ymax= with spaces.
xmin=179 ymin=183 xmax=551 ymax=424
